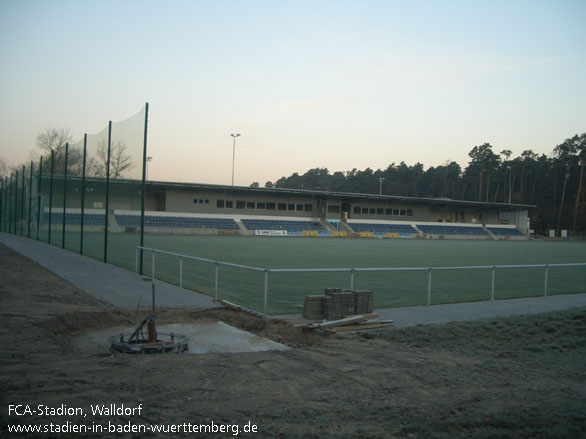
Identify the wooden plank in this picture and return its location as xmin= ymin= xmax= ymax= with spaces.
xmin=355 ymin=319 xmax=393 ymax=326
xmin=361 ymin=313 xmax=380 ymax=319
xmin=333 ymin=322 xmax=394 ymax=331
xmin=219 ymin=299 xmax=242 ymax=311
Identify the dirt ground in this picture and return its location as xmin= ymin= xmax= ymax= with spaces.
xmin=1 ymin=243 xmax=585 ymax=439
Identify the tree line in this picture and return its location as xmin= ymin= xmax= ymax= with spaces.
xmin=262 ymin=134 xmax=586 ymax=234
xmin=3 ymin=128 xmax=584 ymax=234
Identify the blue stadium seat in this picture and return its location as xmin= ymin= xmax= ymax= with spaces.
xmin=42 ymin=212 xmax=106 ymax=225
xmin=114 ymin=214 xmax=239 ymax=230
xmin=348 ymin=222 xmax=417 ymax=237
xmin=417 ymin=224 xmax=489 ymax=235
xmin=241 ymin=218 xmax=329 ymax=234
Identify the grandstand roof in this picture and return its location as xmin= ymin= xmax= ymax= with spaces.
xmin=146 ymin=180 xmax=534 ymax=212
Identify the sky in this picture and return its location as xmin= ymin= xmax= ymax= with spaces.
xmin=1 ymin=0 xmax=585 ymax=186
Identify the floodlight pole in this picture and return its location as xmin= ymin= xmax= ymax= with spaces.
xmin=572 ymin=159 xmax=584 ymax=236
xmin=231 ymin=133 xmax=240 ymax=186
xmin=146 ymin=156 xmax=153 ymax=180
xmin=556 ymin=166 xmax=570 ymax=237
xmin=379 ymin=177 xmax=385 ymax=195
xmin=507 ymin=166 xmax=513 ymax=204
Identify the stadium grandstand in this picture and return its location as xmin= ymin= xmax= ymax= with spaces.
xmin=37 ymin=178 xmax=532 ymax=239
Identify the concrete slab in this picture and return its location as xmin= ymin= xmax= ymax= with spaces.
xmin=375 ymin=293 xmax=586 ymax=328
xmin=78 ymin=321 xmax=290 ymax=354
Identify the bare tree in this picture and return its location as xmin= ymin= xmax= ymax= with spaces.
xmin=34 ymin=127 xmax=87 ymax=176
xmin=36 ymin=127 xmax=72 ymax=154
xmin=109 ymin=141 xmax=133 ymax=178
xmin=0 ymin=156 xmax=9 ymax=178
xmin=93 ymin=140 xmax=133 ymax=178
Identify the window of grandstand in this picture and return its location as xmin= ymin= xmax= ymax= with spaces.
xmin=193 ymin=199 xmax=209 ymax=204
xmin=288 ymin=204 xmax=295 ymax=211
xmin=296 ymin=204 xmax=305 ymax=211
xmin=393 ymin=209 xmax=399 ymax=215
xmin=267 ymin=202 xmax=276 ymax=210
xmin=385 ymin=208 xmax=392 ymax=215
xmin=226 ymin=200 xmax=233 ymax=208
xmin=305 ymin=203 xmax=313 ymax=212
xmin=354 ymin=207 xmax=361 ymax=214
xmin=278 ymin=203 xmax=287 ymax=211
xmin=216 ymin=200 xmax=225 ymax=208
xmin=407 ymin=209 xmax=413 ymax=216
xmin=362 ymin=207 xmax=368 ymax=214
xmin=257 ymin=202 xmax=266 ymax=210
xmin=369 ymin=208 xmax=376 ymax=214
xmin=328 ymin=205 xmax=340 ymax=213
xmin=377 ymin=208 xmax=384 ymax=215
xmin=400 ymin=209 xmax=407 ymax=216
xmin=236 ymin=201 xmax=245 ymax=209
xmin=247 ymin=201 xmax=255 ymax=209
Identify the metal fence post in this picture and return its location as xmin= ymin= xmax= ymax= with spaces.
xmin=151 ymin=251 xmax=156 ymax=281
xmin=2 ymin=177 xmax=6 ymax=233
xmin=80 ymin=134 xmax=87 ymax=255
xmin=62 ymin=143 xmax=68 ymax=249
xmin=491 ymin=266 xmax=496 ymax=301
xmin=103 ymin=121 xmax=112 ymax=263
xmin=8 ymin=175 xmax=13 ymax=233
xmin=48 ymin=150 xmax=54 ymax=244
xmin=12 ymin=173 xmax=17 ymax=234
xmin=214 ymin=262 xmax=219 ymax=302
xmin=0 ymin=178 xmax=4 ymax=232
xmin=135 ymin=247 xmax=139 ymax=274
xmin=263 ymin=269 xmax=269 ymax=317
xmin=544 ymin=264 xmax=549 ymax=297
xmin=14 ymin=170 xmax=18 ymax=235
xmin=179 ymin=255 xmax=184 ymax=289
xmin=20 ymin=165 xmax=26 ymax=236
xmin=36 ymin=157 xmax=42 ymax=240
xmin=427 ymin=267 xmax=432 ymax=306
xmin=139 ymin=103 xmax=149 ymax=276
xmin=28 ymin=161 xmax=33 ymax=238
xmin=350 ymin=268 xmax=355 ymax=290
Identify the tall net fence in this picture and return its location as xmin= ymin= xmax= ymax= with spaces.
xmin=1 ymin=104 xmax=148 ymax=269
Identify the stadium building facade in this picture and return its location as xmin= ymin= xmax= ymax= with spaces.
xmin=135 ymin=180 xmax=532 ymax=238
xmin=30 ymin=177 xmax=533 ymax=239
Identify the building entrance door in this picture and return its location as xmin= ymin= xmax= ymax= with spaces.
xmin=341 ymin=202 xmax=351 ymax=220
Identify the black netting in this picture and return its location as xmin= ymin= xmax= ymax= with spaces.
xmin=5 ymin=105 xmax=148 ymax=270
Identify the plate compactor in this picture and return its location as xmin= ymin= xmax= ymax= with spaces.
xmin=109 ymin=283 xmax=188 ymax=354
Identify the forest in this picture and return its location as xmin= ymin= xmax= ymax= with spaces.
xmin=264 ymin=134 xmax=586 ymax=235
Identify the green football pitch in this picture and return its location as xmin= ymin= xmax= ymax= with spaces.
xmin=45 ymin=231 xmax=586 ymax=315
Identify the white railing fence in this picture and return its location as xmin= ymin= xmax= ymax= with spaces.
xmin=136 ymin=246 xmax=586 ymax=317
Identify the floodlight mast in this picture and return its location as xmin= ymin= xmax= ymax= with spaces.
xmin=231 ymin=133 xmax=241 ymax=186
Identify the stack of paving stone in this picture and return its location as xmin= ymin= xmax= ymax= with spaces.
xmin=302 ymin=295 xmax=326 ymax=321
xmin=303 ymin=288 xmax=374 ymax=321
xmin=353 ymin=289 xmax=374 ymax=314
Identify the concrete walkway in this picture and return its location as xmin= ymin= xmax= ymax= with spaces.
xmin=375 ymin=293 xmax=586 ymax=328
xmin=0 ymin=233 xmax=219 ymax=310
xmin=2 ymin=233 xmax=585 ymax=327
